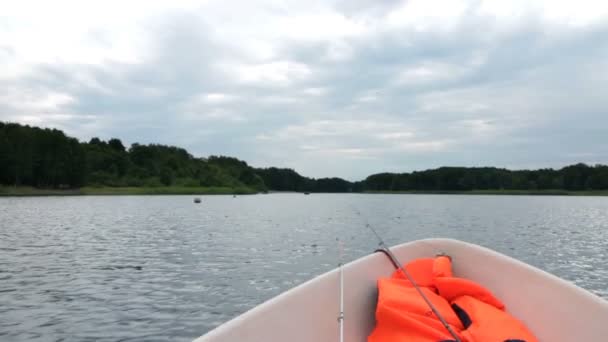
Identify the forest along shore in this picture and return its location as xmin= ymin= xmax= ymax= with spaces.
xmin=0 ymin=186 xmax=258 ymax=196
xmin=2 ymin=187 xmax=608 ymax=197
xmin=2 ymin=121 xmax=608 ymax=195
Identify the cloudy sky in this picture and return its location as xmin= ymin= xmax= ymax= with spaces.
xmin=1 ymin=0 xmax=607 ymax=179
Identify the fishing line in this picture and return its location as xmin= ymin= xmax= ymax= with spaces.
xmin=352 ymin=207 xmax=462 ymax=342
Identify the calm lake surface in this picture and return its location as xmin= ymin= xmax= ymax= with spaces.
xmin=2 ymin=194 xmax=608 ymax=341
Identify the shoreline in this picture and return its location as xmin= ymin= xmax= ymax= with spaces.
xmin=2 ymin=186 xmax=608 ymax=197
xmin=0 ymin=186 xmax=259 ymax=196
xmin=362 ymin=189 xmax=608 ymax=196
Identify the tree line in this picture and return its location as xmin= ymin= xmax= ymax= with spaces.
xmin=360 ymin=165 xmax=608 ymax=192
xmin=1 ymin=121 xmax=607 ymax=192
xmin=0 ymin=122 xmax=265 ymax=191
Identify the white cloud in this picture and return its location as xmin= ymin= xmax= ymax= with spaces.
xmin=230 ymin=61 xmax=312 ymax=85
xmin=276 ymin=12 xmax=368 ymax=42
xmin=397 ymin=62 xmax=469 ymax=85
xmin=257 ymin=119 xmax=450 ymax=155
xmin=0 ymin=1 xmax=157 ymax=70
xmin=355 ymin=91 xmax=381 ymax=103
xmin=325 ymin=40 xmax=355 ymax=61
xmin=478 ymin=0 xmax=608 ymax=27
xmin=173 ymin=94 xmax=245 ymax=123
xmin=302 ymin=87 xmax=328 ymax=96
xmin=387 ymin=0 xmax=470 ymax=32
xmin=10 ymin=113 xmax=94 ymax=125
xmin=201 ymin=93 xmax=237 ymax=103
xmin=0 ymin=89 xmax=75 ymax=113
xmin=378 ymin=132 xmax=414 ymax=140
xmin=1 ymin=0 xmax=607 ymax=178
xmin=394 ymin=140 xmax=450 ymax=153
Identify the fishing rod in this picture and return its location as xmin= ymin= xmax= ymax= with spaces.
xmin=353 ymin=208 xmax=462 ymax=342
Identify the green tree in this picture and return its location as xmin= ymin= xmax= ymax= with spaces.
xmin=108 ymin=138 xmax=125 ymax=152
xmin=160 ymin=167 xmax=174 ymax=186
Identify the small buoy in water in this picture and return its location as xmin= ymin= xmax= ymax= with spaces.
xmin=194 ymin=197 xmax=201 ymax=203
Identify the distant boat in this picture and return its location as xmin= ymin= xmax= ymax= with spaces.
xmin=194 ymin=198 xmax=201 ymax=203
xmin=193 ymin=239 xmax=608 ymax=341
xmin=304 ymin=192 xmax=310 ymax=195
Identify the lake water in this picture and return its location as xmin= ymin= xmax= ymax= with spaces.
xmin=1 ymin=194 xmax=608 ymax=341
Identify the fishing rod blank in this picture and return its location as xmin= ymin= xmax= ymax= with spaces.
xmin=354 ymin=209 xmax=462 ymax=342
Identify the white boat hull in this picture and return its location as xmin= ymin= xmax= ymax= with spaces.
xmin=195 ymin=239 xmax=608 ymax=341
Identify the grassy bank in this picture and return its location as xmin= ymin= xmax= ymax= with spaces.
xmin=3 ymin=186 xmax=608 ymax=196
xmin=0 ymin=186 xmax=82 ymax=196
xmin=364 ymin=189 xmax=608 ymax=196
xmin=0 ymin=186 xmax=258 ymax=196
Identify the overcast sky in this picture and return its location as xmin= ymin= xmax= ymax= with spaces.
xmin=1 ymin=0 xmax=607 ymax=179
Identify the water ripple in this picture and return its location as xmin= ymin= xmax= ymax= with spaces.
xmin=1 ymin=194 xmax=607 ymax=341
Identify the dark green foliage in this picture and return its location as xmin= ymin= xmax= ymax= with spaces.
xmin=586 ymin=165 xmax=608 ymax=189
xmin=360 ymin=164 xmax=608 ymax=191
xmin=207 ymin=156 xmax=267 ymax=190
xmin=0 ymin=122 xmax=86 ymax=187
xmin=1 ymin=121 xmax=607 ymax=193
xmin=361 ymin=173 xmax=394 ymax=191
xmin=256 ymin=164 xmax=608 ymax=193
xmin=253 ymin=169 xmax=349 ymax=192
xmin=314 ymin=178 xmax=352 ymax=192
xmin=0 ymin=122 xmax=267 ymax=191
xmin=84 ymin=138 xmax=129 ymax=183
xmin=159 ymin=167 xmax=174 ymax=186
xmin=108 ymin=138 xmax=125 ymax=152
xmin=255 ymin=167 xmax=311 ymax=191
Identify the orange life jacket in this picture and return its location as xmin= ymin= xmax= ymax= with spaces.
xmin=368 ymin=256 xmax=539 ymax=342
